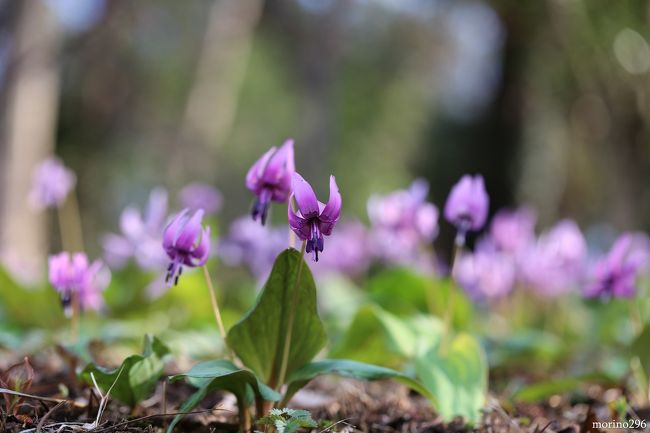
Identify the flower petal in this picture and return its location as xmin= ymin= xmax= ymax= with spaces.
xmin=262 ymin=139 xmax=294 ymax=184
xmin=163 ymin=209 xmax=188 ymax=251
xmin=288 ymin=198 xmax=311 ymax=240
xmin=291 ymin=173 xmax=319 ymax=218
xmin=320 ymin=175 xmax=341 ymax=222
xmin=175 ymin=209 xmax=205 ymax=251
xmin=189 ymin=227 xmax=211 ymax=266
xmin=245 ymin=147 xmax=276 ymax=192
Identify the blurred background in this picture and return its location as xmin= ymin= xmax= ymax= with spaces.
xmin=1 ymin=0 xmax=649 ymax=270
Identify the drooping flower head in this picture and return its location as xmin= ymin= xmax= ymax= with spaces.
xmin=584 ymin=233 xmax=650 ymax=299
xmin=29 ymin=158 xmax=76 ymax=210
xmin=367 ymin=179 xmax=439 ymax=269
xmin=179 ymin=182 xmax=223 ymax=216
xmin=48 ymin=252 xmax=109 ymax=314
xmin=288 ymin=173 xmax=342 ymax=262
xmin=246 ymin=139 xmax=295 ymax=225
xmin=444 ymin=174 xmax=489 ymax=243
xmin=521 ymin=219 xmax=587 ymax=297
xmin=489 ymin=207 xmax=536 ymax=254
xmin=162 ymin=208 xmax=211 ymax=286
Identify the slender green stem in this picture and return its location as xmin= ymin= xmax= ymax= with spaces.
xmin=237 ymin=398 xmax=252 ymax=432
xmin=275 ymin=241 xmax=307 ymax=394
xmin=441 ymin=238 xmax=463 ymax=354
xmin=202 ymin=265 xmax=227 ymax=341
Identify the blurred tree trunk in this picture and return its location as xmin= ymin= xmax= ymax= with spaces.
xmin=0 ymin=1 xmax=62 ymax=273
xmin=177 ymin=0 xmax=263 ymax=160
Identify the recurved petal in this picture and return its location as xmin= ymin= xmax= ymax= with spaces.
xmin=175 ymin=209 xmax=205 ymax=251
xmin=262 ymin=139 xmax=294 ymax=184
xmin=245 ymin=147 xmax=276 ymax=192
xmin=189 ymin=227 xmax=211 ymax=266
xmin=288 ymin=198 xmax=311 ymax=240
xmin=320 ymin=175 xmax=341 ymax=222
xmin=291 ymin=173 xmax=320 ymax=218
xmin=162 ymin=209 xmax=189 ymax=250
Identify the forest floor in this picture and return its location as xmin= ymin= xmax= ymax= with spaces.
xmin=0 ymin=351 xmax=646 ymax=433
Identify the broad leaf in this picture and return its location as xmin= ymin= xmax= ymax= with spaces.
xmin=415 ymin=333 xmax=487 ymax=423
xmin=331 ymin=304 xmax=442 ymax=367
xmin=79 ymin=335 xmax=170 ymax=406
xmin=513 ymin=372 xmax=616 ymax=402
xmin=285 ymin=359 xmax=435 ymax=404
xmin=226 ymin=249 xmax=327 ymax=386
xmin=167 ymin=360 xmax=280 ymax=433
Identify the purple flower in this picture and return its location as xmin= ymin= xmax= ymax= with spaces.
xmin=455 ymin=249 xmax=516 ymax=301
xmin=489 ymin=208 xmax=536 ymax=254
xmin=584 ymin=233 xmax=650 ymax=299
xmin=367 ymin=179 xmax=439 ymax=269
xmin=29 ymin=158 xmax=76 ymax=210
xmin=48 ymin=252 xmax=110 ymax=314
xmin=162 ymin=208 xmax=211 ymax=285
xmin=179 ymin=183 xmax=223 ymax=216
xmin=444 ymin=174 xmax=489 ymax=235
xmin=102 ymin=188 xmax=169 ymax=271
xmin=521 ymin=220 xmax=587 ymax=297
xmin=246 ymin=139 xmax=295 ymax=225
xmin=288 ymin=173 xmax=342 ymax=262
xmin=218 ymin=216 xmax=287 ymax=281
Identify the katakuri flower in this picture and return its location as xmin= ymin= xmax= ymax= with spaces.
xmin=29 ymin=158 xmax=76 ymax=210
xmin=489 ymin=207 xmax=536 ymax=254
xmin=367 ymin=179 xmax=439 ymax=268
xmin=49 ymin=252 xmax=110 ymax=314
xmin=444 ymin=174 xmax=489 ymax=240
xmin=162 ymin=209 xmax=211 ymax=285
xmin=584 ymin=233 xmax=650 ymax=299
xmin=288 ymin=173 xmax=342 ymax=262
xmin=246 ymin=139 xmax=295 ymax=225
xmin=102 ymin=187 xmax=169 ymax=271
xmin=455 ymin=248 xmax=516 ymax=301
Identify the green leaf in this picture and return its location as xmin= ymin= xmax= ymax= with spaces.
xmin=415 ymin=333 xmax=487 ymax=423
xmin=226 ymin=249 xmax=327 ymax=385
xmin=331 ymin=305 xmax=442 ymax=367
xmin=166 ymin=360 xmax=281 ymax=433
xmin=285 ymin=359 xmax=435 ymax=404
xmin=79 ymin=335 xmax=170 ymax=406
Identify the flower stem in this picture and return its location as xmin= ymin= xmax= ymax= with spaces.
xmin=202 ymin=265 xmax=227 ymax=341
xmin=275 ymin=241 xmax=307 ymax=394
xmin=442 ymin=236 xmax=463 ymax=354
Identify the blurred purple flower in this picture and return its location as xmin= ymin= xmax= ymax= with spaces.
xmin=489 ymin=208 xmax=536 ymax=254
xmin=288 ymin=173 xmax=342 ymax=262
xmin=218 ymin=217 xmax=287 ymax=281
xmin=444 ymin=174 xmax=489 ymax=238
xmin=455 ymin=248 xmax=515 ymax=301
xmin=584 ymin=233 xmax=650 ymax=299
xmin=246 ymin=139 xmax=295 ymax=225
xmin=163 ymin=208 xmax=211 ymax=286
xmin=102 ymin=188 xmax=169 ymax=271
xmin=179 ymin=183 xmax=223 ymax=216
xmin=49 ymin=252 xmax=110 ymax=314
xmin=29 ymin=158 xmax=76 ymax=210
xmin=309 ymin=220 xmax=371 ymax=278
xmin=521 ymin=220 xmax=587 ymax=297
xmin=367 ymin=179 xmax=439 ymax=269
